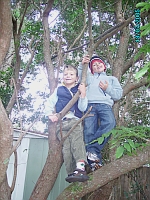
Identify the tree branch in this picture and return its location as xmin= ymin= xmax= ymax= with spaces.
xmin=0 ymin=100 xmax=13 ymax=187
xmin=123 ymin=77 xmax=149 ymax=97
xmin=0 ymin=0 xmax=12 ymax=66
xmin=62 ymin=106 xmax=92 ymax=142
xmin=43 ymin=0 xmax=56 ymax=94
xmin=10 ymin=150 xmax=17 ymax=193
xmin=10 ymin=116 xmax=41 ymax=156
xmin=57 ymin=144 xmax=150 ymax=200
xmin=87 ymin=0 xmax=94 ymax=56
xmin=18 ymin=0 xmax=29 ymax=34
xmin=6 ymin=37 xmax=36 ymax=114
xmin=43 ymin=0 xmax=54 ymax=17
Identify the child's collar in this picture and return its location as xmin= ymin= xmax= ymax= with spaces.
xmin=93 ymin=71 xmax=106 ymax=75
xmin=62 ymin=82 xmax=78 ymax=88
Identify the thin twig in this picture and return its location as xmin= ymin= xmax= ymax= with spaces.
xmin=61 ymin=106 xmax=92 ymax=143
xmin=10 ymin=115 xmax=41 ymax=156
xmin=10 ymin=150 xmax=17 ymax=193
xmin=12 ymin=78 xmax=23 ymax=132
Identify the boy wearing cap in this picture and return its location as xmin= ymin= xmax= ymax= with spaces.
xmin=78 ymin=55 xmax=123 ymax=171
xmin=45 ymin=65 xmax=89 ymax=183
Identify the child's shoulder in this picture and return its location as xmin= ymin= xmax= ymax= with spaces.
xmin=106 ymin=75 xmax=121 ymax=84
xmin=105 ymin=74 xmax=117 ymax=79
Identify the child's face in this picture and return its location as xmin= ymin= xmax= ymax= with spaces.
xmin=92 ymin=61 xmax=105 ymax=73
xmin=63 ymin=68 xmax=78 ymax=87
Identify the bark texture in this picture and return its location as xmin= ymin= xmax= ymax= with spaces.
xmin=0 ymin=1 xmax=13 ymax=199
xmin=0 ymin=0 xmax=12 ymax=67
xmin=0 ymin=101 xmax=13 ymax=199
xmin=57 ymin=144 xmax=150 ymax=200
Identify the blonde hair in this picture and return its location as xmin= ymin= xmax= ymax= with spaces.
xmin=63 ymin=65 xmax=78 ymax=77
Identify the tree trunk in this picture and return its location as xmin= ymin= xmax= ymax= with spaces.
xmin=0 ymin=174 xmax=11 ymax=200
xmin=0 ymin=0 xmax=13 ymax=198
xmin=0 ymin=100 xmax=13 ymax=199
xmin=30 ymin=121 xmax=63 ymax=200
xmin=0 ymin=0 xmax=12 ymax=66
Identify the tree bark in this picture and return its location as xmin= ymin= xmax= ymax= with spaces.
xmin=57 ymin=144 xmax=150 ymax=200
xmin=0 ymin=174 xmax=11 ymax=200
xmin=0 ymin=100 xmax=13 ymax=199
xmin=30 ymin=122 xmax=63 ymax=200
xmin=0 ymin=1 xmax=13 ymax=198
xmin=0 ymin=0 xmax=12 ymax=67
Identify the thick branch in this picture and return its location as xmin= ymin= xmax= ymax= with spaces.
xmin=94 ymin=17 xmax=133 ymax=50
xmin=0 ymin=0 xmax=12 ymax=66
xmin=62 ymin=106 xmax=92 ymax=142
xmin=30 ymin=122 xmax=63 ymax=200
xmin=51 ymin=11 xmax=148 ymax=59
xmin=123 ymin=77 xmax=149 ymax=97
xmin=57 ymin=144 xmax=150 ymax=200
xmin=94 ymin=10 xmax=148 ymax=49
xmin=0 ymin=100 xmax=13 ymax=187
xmin=43 ymin=0 xmax=56 ymax=94
xmin=63 ymin=18 xmax=133 ymax=55
xmin=123 ymin=54 xmax=146 ymax=76
xmin=29 ymin=2 xmax=61 ymax=199
xmin=113 ymin=0 xmax=130 ymax=80
xmin=18 ymin=1 xmax=29 ymax=34
xmin=43 ymin=0 xmax=54 ymax=17
xmin=87 ymin=0 xmax=94 ymax=55
xmin=58 ymin=91 xmax=80 ymax=119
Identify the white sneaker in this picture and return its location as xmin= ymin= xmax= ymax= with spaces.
xmin=87 ymin=152 xmax=102 ymax=171
xmin=91 ymin=162 xmax=103 ymax=171
xmin=86 ymin=152 xmax=100 ymax=162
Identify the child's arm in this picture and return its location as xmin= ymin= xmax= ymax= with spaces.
xmin=104 ymin=77 xmax=123 ymax=101
xmin=78 ymin=83 xmax=86 ymax=98
xmin=48 ymin=114 xmax=58 ymax=122
xmin=82 ymin=55 xmax=90 ymax=66
xmin=78 ymin=83 xmax=88 ymax=112
xmin=44 ymin=89 xmax=59 ymax=122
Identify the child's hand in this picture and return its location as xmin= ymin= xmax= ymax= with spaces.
xmin=78 ymin=83 xmax=86 ymax=98
xmin=82 ymin=55 xmax=90 ymax=65
xmin=99 ymin=80 xmax=108 ymax=91
xmin=48 ymin=114 xmax=58 ymax=122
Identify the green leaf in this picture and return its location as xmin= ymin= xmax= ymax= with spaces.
xmin=135 ymin=63 xmax=150 ymax=79
xmin=110 ymin=144 xmax=117 ymax=149
xmin=115 ymin=146 xmax=124 ymax=158
xmin=136 ymin=1 xmax=150 ymax=12
xmin=141 ymin=23 xmax=150 ymax=31
xmin=88 ymin=139 xmax=97 ymax=144
xmin=124 ymin=143 xmax=131 ymax=153
xmin=109 ymin=128 xmax=117 ymax=136
xmin=97 ymin=136 xmax=105 ymax=144
xmin=110 ymin=139 xmax=118 ymax=145
xmin=136 ymin=2 xmax=147 ymax=8
xmin=127 ymin=139 xmax=136 ymax=149
xmin=103 ymin=130 xmax=112 ymax=138
xmin=141 ymin=23 xmax=150 ymax=36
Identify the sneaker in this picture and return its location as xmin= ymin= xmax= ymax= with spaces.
xmin=87 ymin=152 xmax=102 ymax=171
xmin=65 ymin=169 xmax=89 ymax=183
xmin=87 ymin=152 xmax=100 ymax=162
xmin=90 ymin=162 xmax=103 ymax=171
